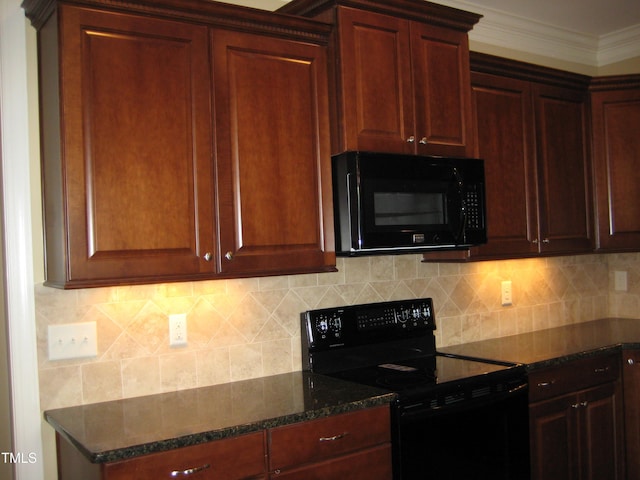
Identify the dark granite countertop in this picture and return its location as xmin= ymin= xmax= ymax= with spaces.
xmin=438 ymin=317 xmax=640 ymax=370
xmin=45 ymin=370 xmax=395 ymax=464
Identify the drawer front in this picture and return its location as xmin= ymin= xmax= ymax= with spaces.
xmin=104 ymin=431 xmax=266 ymax=480
xmin=268 ymin=406 xmax=390 ymax=471
xmin=529 ymin=353 xmax=619 ymax=403
xmin=270 ymin=444 xmax=392 ymax=480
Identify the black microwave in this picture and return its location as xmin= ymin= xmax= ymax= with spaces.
xmin=332 ymin=151 xmax=487 ymax=255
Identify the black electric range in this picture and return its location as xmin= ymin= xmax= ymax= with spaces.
xmin=301 ymin=298 xmax=530 ymax=480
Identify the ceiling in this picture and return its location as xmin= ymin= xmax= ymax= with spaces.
xmin=236 ymin=0 xmax=640 ymax=68
xmin=441 ymin=0 xmax=640 ymax=37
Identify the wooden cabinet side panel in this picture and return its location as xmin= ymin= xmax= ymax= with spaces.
xmin=411 ymin=23 xmax=473 ymax=157
xmin=591 ymin=88 xmax=640 ymax=251
xmin=57 ymin=6 xmax=214 ymax=284
xmin=533 ymin=84 xmax=592 ymax=253
xmin=212 ymin=29 xmax=334 ymax=275
xmin=623 ymin=350 xmax=640 ymax=480
xmin=336 ymin=7 xmax=414 ymax=154
xmin=470 ymin=72 xmax=538 ymax=256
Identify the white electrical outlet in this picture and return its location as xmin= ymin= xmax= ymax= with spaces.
xmin=615 ymin=270 xmax=628 ymax=292
xmin=169 ymin=314 xmax=188 ymax=347
xmin=48 ymin=322 xmax=98 ymax=361
xmin=501 ymin=280 xmax=513 ymax=306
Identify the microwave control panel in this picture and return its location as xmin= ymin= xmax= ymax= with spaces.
xmin=302 ymin=298 xmax=435 ymax=350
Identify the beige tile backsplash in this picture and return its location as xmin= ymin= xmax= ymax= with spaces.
xmin=36 ymin=253 xmax=640 ymax=410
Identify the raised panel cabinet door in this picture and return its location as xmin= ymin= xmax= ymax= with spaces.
xmin=50 ymin=6 xmax=214 ymax=287
xmin=590 ymin=85 xmax=640 ymax=251
xmin=533 ymin=84 xmax=592 ymax=254
xmin=579 ymin=382 xmax=625 ymax=480
xmin=336 ymin=7 xmax=415 ymax=154
xmin=529 ymin=393 xmax=580 ymax=480
xmin=411 ymin=22 xmax=473 ymax=157
xmin=470 ymin=72 xmax=538 ymax=256
xmin=212 ymin=29 xmax=335 ymax=276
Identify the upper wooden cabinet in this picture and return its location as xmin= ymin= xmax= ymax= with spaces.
xmin=24 ymin=0 xmax=335 ymax=288
xmin=590 ymin=75 xmax=640 ymax=252
xmin=446 ymin=53 xmax=593 ymax=260
xmin=211 ymin=29 xmax=334 ymax=276
xmin=278 ymin=0 xmax=481 ymax=156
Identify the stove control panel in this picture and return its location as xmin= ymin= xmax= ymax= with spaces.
xmin=302 ymin=298 xmax=435 ymax=350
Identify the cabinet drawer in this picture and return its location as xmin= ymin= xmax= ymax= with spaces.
xmin=529 ymin=354 xmax=619 ymax=403
xmin=268 ymin=406 xmax=390 ymax=471
xmin=271 ymin=444 xmax=392 ymax=480
xmin=103 ymin=432 xmax=266 ymax=480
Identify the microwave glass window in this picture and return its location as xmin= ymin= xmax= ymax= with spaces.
xmin=373 ymin=192 xmax=445 ymax=226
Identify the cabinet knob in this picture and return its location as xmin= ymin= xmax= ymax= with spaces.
xmin=532 ymin=239 xmax=538 ymax=244
xmin=419 ymin=137 xmax=428 ymax=145
xmin=203 ymin=252 xmax=212 ymax=262
xmin=542 ymin=238 xmax=550 ymax=243
xmin=629 ymin=358 xmax=636 ymax=365
xmin=406 ymin=136 xmax=415 ymax=143
xmin=225 ymin=251 xmax=234 ymax=261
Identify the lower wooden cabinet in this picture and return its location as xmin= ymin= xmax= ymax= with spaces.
xmin=268 ymin=406 xmax=391 ymax=479
xmin=55 ymin=406 xmax=392 ymax=480
xmin=528 ymin=355 xmax=625 ymax=480
xmin=622 ymin=349 xmax=640 ymax=480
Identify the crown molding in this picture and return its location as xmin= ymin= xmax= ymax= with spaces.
xmin=598 ymin=24 xmax=640 ymax=66
xmin=432 ymin=0 xmax=639 ymax=67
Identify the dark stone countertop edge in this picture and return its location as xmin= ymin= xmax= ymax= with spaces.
xmin=46 ymin=391 xmax=396 ymax=464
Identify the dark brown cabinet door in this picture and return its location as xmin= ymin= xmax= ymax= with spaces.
xmin=530 ymin=391 xmax=578 ymax=480
xmin=336 ymin=7 xmax=414 ymax=154
xmin=335 ymin=6 xmax=474 ymax=156
xmin=48 ymin=6 xmax=215 ymax=287
xmin=411 ymin=22 xmax=473 ymax=157
xmin=590 ymin=81 xmax=640 ymax=251
xmin=212 ymin=29 xmax=335 ymax=276
xmin=529 ymin=381 xmax=624 ymax=480
xmin=470 ymin=72 xmax=538 ymax=256
xmin=534 ymin=84 xmax=592 ymax=254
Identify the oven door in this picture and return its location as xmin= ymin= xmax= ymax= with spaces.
xmin=392 ymin=382 xmax=530 ymax=480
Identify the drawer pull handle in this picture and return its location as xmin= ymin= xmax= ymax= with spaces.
xmin=594 ymin=367 xmax=610 ymax=373
xmin=170 ymin=464 xmax=211 ymax=477
xmin=319 ymin=432 xmax=348 ymax=442
xmin=537 ymin=380 xmax=556 ymax=388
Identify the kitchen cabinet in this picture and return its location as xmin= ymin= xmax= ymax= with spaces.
xmin=211 ymin=28 xmax=334 ymax=276
xmin=528 ymin=354 xmax=625 ymax=480
xmin=56 ymin=430 xmax=268 ymax=479
xmin=590 ymin=75 xmax=640 ymax=251
xmin=278 ymin=0 xmax=481 ymax=156
xmin=53 ymin=406 xmax=391 ymax=480
xmin=428 ymin=53 xmax=592 ymax=261
xmin=24 ymin=0 xmax=335 ymax=288
xmin=268 ymin=406 xmax=392 ymax=479
xmin=622 ymin=349 xmax=640 ymax=480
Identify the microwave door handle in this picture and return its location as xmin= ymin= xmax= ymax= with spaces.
xmin=452 ymin=167 xmax=466 ymax=244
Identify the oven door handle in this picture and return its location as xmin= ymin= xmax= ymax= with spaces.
xmin=399 ymin=381 xmax=528 ymax=420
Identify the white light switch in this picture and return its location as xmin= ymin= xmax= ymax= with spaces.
xmin=48 ymin=322 xmax=98 ymax=361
